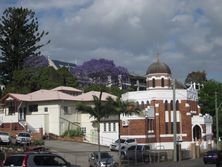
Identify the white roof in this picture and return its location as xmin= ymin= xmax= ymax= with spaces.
xmin=51 ymin=86 xmax=83 ymax=93
xmin=2 ymin=90 xmax=116 ymax=102
xmin=4 ymin=90 xmax=79 ymax=102
xmin=75 ymin=91 xmax=117 ymax=101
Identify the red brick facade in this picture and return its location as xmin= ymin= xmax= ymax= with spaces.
xmin=120 ymin=99 xmax=203 ymax=144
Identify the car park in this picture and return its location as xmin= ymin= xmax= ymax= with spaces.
xmin=88 ymin=151 xmax=118 ymax=167
xmin=121 ymin=144 xmax=151 ymax=162
xmin=110 ymin=138 xmax=137 ymax=151
xmin=0 ymin=131 xmax=11 ymax=144
xmin=15 ymin=132 xmax=32 ymax=145
xmin=3 ymin=152 xmax=80 ymax=167
xmin=203 ymin=150 xmax=218 ymax=164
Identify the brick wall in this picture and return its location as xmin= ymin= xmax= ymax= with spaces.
xmin=120 ymin=99 xmax=199 ymax=144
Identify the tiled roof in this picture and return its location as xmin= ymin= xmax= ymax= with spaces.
xmin=75 ymin=91 xmax=117 ymax=101
xmin=1 ymin=89 xmax=116 ymax=102
xmin=51 ymin=86 xmax=83 ymax=93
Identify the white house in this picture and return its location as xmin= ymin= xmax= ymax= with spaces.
xmin=74 ymin=91 xmax=118 ymax=146
xmin=0 ymin=87 xmax=118 ymax=145
xmin=0 ymin=87 xmax=83 ymax=136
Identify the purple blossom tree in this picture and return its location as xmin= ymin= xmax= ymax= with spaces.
xmin=70 ymin=59 xmax=129 ymax=86
xmin=23 ymin=55 xmax=48 ymax=68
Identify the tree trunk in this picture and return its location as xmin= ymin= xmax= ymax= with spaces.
xmin=98 ymin=122 xmax=101 ymax=167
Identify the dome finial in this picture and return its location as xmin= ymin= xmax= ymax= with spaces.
xmin=156 ymin=53 xmax=160 ymax=63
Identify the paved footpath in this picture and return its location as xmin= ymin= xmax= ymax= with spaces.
xmin=121 ymin=158 xmax=215 ymax=167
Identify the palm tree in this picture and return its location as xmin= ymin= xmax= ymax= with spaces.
xmin=106 ymin=97 xmax=141 ymax=164
xmin=76 ymin=90 xmax=112 ymax=166
xmin=76 ymin=91 xmax=141 ymax=166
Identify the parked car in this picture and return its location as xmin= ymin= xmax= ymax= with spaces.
xmin=216 ymin=150 xmax=222 ymax=167
xmin=15 ymin=132 xmax=32 ymax=145
xmin=0 ymin=131 xmax=11 ymax=144
xmin=88 ymin=151 xmax=118 ymax=167
xmin=121 ymin=144 xmax=151 ymax=162
xmin=25 ymin=146 xmax=50 ymax=153
xmin=203 ymin=150 xmax=218 ymax=164
xmin=110 ymin=138 xmax=137 ymax=151
xmin=3 ymin=152 xmax=80 ymax=167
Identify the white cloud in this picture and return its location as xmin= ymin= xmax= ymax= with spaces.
xmin=0 ymin=0 xmax=222 ymax=82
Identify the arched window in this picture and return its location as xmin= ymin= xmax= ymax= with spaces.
xmin=170 ymin=100 xmax=173 ymax=110
xmin=136 ymin=101 xmax=139 ymax=108
xmin=141 ymin=101 xmax=145 ymax=109
xmin=164 ymin=101 xmax=168 ymax=111
xmin=168 ymin=79 xmax=171 ymax=87
xmin=161 ymin=78 xmax=164 ymax=87
xmin=176 ymin=100 xmax=179 ymax=110
xmin=152 ymin=78 xmax=155 ymax=88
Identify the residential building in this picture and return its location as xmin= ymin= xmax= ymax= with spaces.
xmin=0 ymin=86 xmax=117 ymax=145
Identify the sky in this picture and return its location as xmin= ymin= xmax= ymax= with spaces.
xmin=0 ymin=0 xmax=222 ymax=83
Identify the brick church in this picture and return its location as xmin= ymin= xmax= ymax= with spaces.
xmin=120 ymin=58 xmax=213 ymax=149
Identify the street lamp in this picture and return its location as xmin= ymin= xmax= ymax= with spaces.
xmin=172 ymin=79 xmax=177 ymax=162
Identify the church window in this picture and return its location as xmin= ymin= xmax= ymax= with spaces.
xmin=148 ymin=119 xmax=154 ymax=133
xmin=170 ymin=100 xmax=173 ymax=110
xmin=161 ymin=78 xmax=164 ymax=87
xmin=141 ymin=101 xmax=144 ymax=109
xmin=165 ymin=110 xmax=169 ymax=134
xmin=152 ymin=78 xmax=155 ymax=87
xmin=176 ymin=100 xmax=179 ymax=110
xmin=165 ymin=101 xmax=168 ymax=111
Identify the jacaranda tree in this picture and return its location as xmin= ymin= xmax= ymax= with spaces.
xmin=71 ymin=58 xmax=129 ymax=87
xmin=23 ymin=55 xmax=49 ymax=68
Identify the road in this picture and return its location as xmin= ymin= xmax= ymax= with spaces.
xmin=44 ymin=140 xmax=216 ymax=167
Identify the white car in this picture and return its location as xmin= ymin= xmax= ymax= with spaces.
xmin=0 ymin=131 xmax=11 ymax=144
xmin=16 ymin=132 xmax=32 ymax=145
xmin=110 ymin=138 xmax=137 ymax=151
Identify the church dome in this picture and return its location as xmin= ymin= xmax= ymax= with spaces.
xmin=146 ymin=59 xmax=171 ymax=75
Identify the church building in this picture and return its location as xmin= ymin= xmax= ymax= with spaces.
xmin=121 ymin=59 xmax=213 ymax=149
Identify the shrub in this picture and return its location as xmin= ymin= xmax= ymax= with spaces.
xmin=32 ymin=139 xmax=44 ymax=145
xmin=62 ymin=128 xmax=84 ymax=137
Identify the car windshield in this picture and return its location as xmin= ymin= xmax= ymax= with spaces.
xmin=115 ymin=139 xmax=125 ymax=143
xmin=137 ymin=145 xmax=142 ymax=151
xmin=100 ymin=152 xmax=111 ymax=159
xmin=94 ymin=152 xmax=111 ymax=159
xmin=0 ymin=132 xmax=9 ymax=136
xmin=18 ymin=133 xmax=30 ymax=137
xmin=4 ymin=155 xmax=25 ymax=166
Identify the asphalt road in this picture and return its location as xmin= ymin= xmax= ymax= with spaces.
xmin=44 ymin=140 xmax=216 ymax=167
xmin=44 ymin=140 xmax=117 ymax=166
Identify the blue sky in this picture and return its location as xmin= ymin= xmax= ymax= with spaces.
xmin=0 ymin=0 xmax=222 ymax=83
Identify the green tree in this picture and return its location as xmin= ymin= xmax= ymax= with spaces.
xmin=0 ymin=7 xmax=49 ymax=84
xmin=3 ymin=67 xmax=78 ymax=94
xmin=76 ymin=91 xmax=140 ymax=165
xmin=199 ymin=80 xmax=222 ymax=136
xmin=184 ymin=71 xmax=207 ymax=87
xmin=105 ymin=96 xmax=141 ymax=163
xmin=76 ymin=91 xmax=107 ymax=166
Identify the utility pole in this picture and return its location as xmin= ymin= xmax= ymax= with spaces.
xmin=173 ymin=79 xmax=177 ymax=161
xmin=215 ymin=92 xmax=219 ymax=146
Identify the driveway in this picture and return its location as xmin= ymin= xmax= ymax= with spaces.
xmin=44 ymin=140 xmax=215 ymax=167
xmin=44 ymin=140 xmax=119 ymax=166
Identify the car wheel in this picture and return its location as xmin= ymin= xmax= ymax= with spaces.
xmin=120 ymin=153 xmax=126 ymax=160
xmin=216 ymin=162 xmax=220 ymax=167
